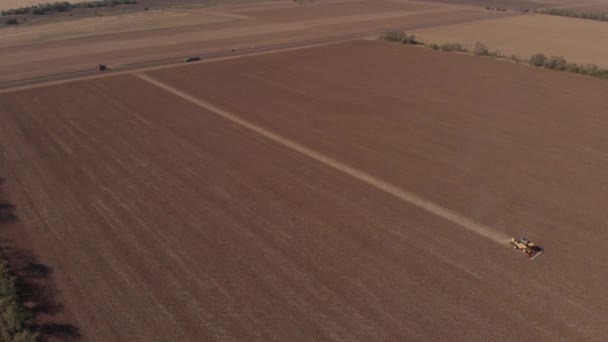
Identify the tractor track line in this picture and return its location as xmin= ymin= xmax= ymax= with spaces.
xmin=135 ymin=72 xmax=512 ymax=246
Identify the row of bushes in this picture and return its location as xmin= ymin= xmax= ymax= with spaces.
xmin=382 ymin=31 xmax=607 ymax=80
xmin=1 ymin=0 xmax=137 ymax=16
xmin=535 ymin=8 xmax=608 ymax=22
xmin=382 ymin=31 xmax=419 ymax=45
xmin=0 ymin=251 xmax=39 ymax=341
xmin=529 ymin=53 xmax=608 ymax=79
xmin=77 ymin=0 xmax=137 ymax=8
xmin=383 ymin=32 xmax=503 ymax=56
xmin=428 ymin=42 xmax=507 ymax=59
xmin=429 ymin=42 xmax=467 ymax=52
xmin=471 ymin=42 xmax=503 ymax=58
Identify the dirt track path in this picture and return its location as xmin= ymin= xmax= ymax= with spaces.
xmin=136 ymin=72 xmax=512 ymax=245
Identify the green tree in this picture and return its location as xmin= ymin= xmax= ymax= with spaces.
xmin=439 ymin=42 xmax=466 ymax=52
xmin=566 ymin=63 xmax=580 ymax=73
xmin=383 ymin=31 xmax=405 ymax=42
xmin=401 ymin=34 xmax=418 ymax=45
xmin=545 ymin=56 xmax=567 ymax=70
xmin=529 ymin=53 xmax=547 ymax=67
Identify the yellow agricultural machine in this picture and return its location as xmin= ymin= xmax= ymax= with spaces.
xmin=510 ymin=237 xmax=543 ymax=260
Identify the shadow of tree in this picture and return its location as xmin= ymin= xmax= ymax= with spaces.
xmin=0 ymin=178 xmax=16 ymax=224
xmin=37 ymin=323 xmax=81 ymax=341
xmin=0 ymin=201 xmax=17 ymax=225
xmin=0 ymin=178 xmax=81 ymax=341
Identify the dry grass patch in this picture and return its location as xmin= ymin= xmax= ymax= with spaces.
xmin=412 ymin=14 xmax=608 ymax=68
xmin=0 ymin=9 xmax=234 ymax=47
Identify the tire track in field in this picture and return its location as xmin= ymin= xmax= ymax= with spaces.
xmin=135 ymin=72 xmax=511 ymax=246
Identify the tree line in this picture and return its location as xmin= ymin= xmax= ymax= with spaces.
xmin=1 ymin=0 xmax=137 ymax=16
xmin=0 ymin=251 xmax=39 ymax=341
xmin=529 ymin=53 xmax=608 ymax=79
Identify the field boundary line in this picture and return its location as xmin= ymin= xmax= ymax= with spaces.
xmin=135 ymin=72 xmax=511 ymax=246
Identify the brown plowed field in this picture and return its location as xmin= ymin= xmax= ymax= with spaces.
xmin=1 ymin=39 xmax=608 ymax=340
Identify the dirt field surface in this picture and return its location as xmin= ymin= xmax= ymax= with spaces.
xmin=413 ymin=13 xmax=608 ymax=66
xmin=2 ymin=39 xmax=608 ymax=341
xmin=0 ymin=0 xmax=506 ymax=85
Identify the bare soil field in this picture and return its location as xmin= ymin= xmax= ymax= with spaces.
xmin=1 ymin=40 xmax=608 ymax=341
xmin=413 ymin=13 xmax=608 ymax=66
xmin=0 ymin=0 xmax=501 ymax=85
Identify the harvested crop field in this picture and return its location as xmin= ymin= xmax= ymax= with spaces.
xmin=1 ymin=40 xmax=608 ymax=341
xmin=413 ymin=13 xmax=608 ymax=67
xmin=0 ymin=9 xmax=235 ymax=46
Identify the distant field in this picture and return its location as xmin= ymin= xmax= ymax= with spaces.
xmin=1 ymin=0 xmax=56 ymax=11
xmin=563 ymin=3 xmax=608 ymax=15
xmin=418 ymin=0 xmax=551 ymax=9
xmin=0 ymin=9 xmax=234 ymax=46
xmin=0 ymin=0 xmax=186 ymax=11
xmin=0 ymin=0 xmax=271 ymax=12
xmin=413 ymin=13 xmax=608 ymax=67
